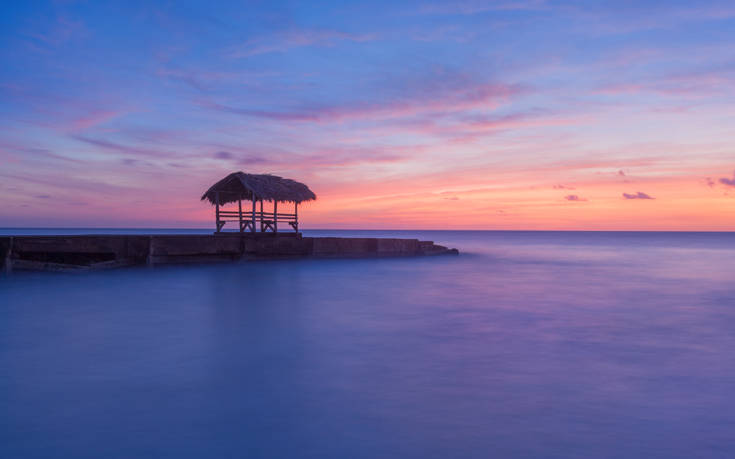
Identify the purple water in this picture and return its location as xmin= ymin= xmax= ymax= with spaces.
xmin=1 ymin=230 xmax=735 ymax=458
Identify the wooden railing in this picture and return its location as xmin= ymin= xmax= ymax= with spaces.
xmin=215 ymin=207 xmax=299 ymax=233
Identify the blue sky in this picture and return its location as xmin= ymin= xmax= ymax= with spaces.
xmin=1 ymin=1 xmax=734 ymax=228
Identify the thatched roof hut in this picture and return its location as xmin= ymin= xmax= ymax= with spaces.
xmin=202 ymin=172 xmax=316 ymax=233
xmin=201 ymin=172 xmax=316 ymax=205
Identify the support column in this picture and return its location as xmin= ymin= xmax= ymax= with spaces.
xmin=238 ymin=199 xmax=243 ymax=232
xmin=215 ymin=191 xmax=221 ymax=233
xmin=273 ymin=200 xmax=278 ymax=233
xmin=294 ymin=202 xmax=298 ymax=233
xmin=251 ymin=197 xmax=257 ymax=233
xmin=260 ymin=200 xmax=264 ymax=232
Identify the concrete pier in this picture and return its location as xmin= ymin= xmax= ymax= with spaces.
xmin=0 ymin=233 xmax=458 ymax=272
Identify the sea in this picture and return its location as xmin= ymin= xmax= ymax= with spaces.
xmin=1 ymin=229 xmax=734 ymax=458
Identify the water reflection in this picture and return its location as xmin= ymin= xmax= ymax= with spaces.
xmin=1 ymin=231 xmax=735 ymax=458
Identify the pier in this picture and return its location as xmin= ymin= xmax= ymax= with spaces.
xmin=0 ymin=172 xmax=458 ymax=273
xmin=0 ymin=233 xmax=458 ymax=272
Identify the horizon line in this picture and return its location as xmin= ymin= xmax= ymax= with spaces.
xmin=1 ymin=227 xmax=733 ymax=233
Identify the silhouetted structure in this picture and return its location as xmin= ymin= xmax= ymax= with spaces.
xmin=201 ymin=172 xmax=316 ymax=233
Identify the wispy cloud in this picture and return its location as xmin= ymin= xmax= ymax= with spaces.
xmin=0 ymin=171 xmax=135 ymax=196
xmin=71 ymin=135 xmax=177 ymax=159
xmin=228 ymin=29 xmax=376 ymax=58
xmin=565 ymin=194 xmax=586 ymax=201
xmin=25 ymin=15 xmax=88 ymax=48
xmin=155 ymin=67 xmax=274 ymax=92
xmin=418 ymin=0 xmax=547 ymax=15
xmin=204 ymin=81 xmax=523 ymax=123
xmin=596 ymin=62 xmax=735 ymax=97
xmin=0 ymin=142 xmax=82 ymax=163
xmin=564 ymin=3 xmax=735 ymax=37
xmin=719 ymin=171 xmax=735 ymax=187
xmin=1 ymin=83 xmax=127 ymax=133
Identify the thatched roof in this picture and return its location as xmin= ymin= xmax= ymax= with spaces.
xmin=201 ymin=172 xmax=317 ymax=205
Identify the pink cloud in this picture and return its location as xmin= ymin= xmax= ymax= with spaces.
xmin=460 ymin=112 xmax=581 ymax=134
xmin=68 ymin=110 xmax=122 ymax=132
xmin=339 ymin=107 xmax=583 ymax=144
xmin=294 ymin=146 xmax=412 ymax=168
xmin=200 ymin=142 xmax=417 ymax=171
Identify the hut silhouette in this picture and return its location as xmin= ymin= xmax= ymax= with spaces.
xmin=202 ymin=172 xmax=316 ymax=233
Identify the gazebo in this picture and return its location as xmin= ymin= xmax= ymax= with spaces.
xmin=201 ymin=172 xmax=316 ymax=233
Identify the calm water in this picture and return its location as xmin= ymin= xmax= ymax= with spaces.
xmin=2 ymin=230 xmax=735 ymax=458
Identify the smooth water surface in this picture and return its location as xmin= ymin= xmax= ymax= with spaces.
xmin=2 ymin=231 xmax=735 ymax=458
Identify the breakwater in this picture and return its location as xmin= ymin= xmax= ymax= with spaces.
xmin=0 ymin=234 xmax=458 ymax=272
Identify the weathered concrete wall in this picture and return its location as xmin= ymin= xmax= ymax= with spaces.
xmin=310 ymin=237 xmax=423 ymax=257
xmin=0 ymin=237 xmax=11 ymax=273
xmin=243 ymin=235 xmax=313 ymax=258
xmin=311 ymin=237 xmax=378 ymax=257
xmin=377 ymin=238 xmax=422 ymax=255
xmin=3 ymin=235 xmax=150 ymax=271
xmin=150 ymin=235 xmax=241 ymax=257
xmin=9 ymin=235 xmax=149 ymax=258
xmin=148 ymin=235 xmax=240 ymax=264
xmin=0 ymin=233 xmax=456 ymax=272
xmin=148 ymin=234 xmax=313 ymax=263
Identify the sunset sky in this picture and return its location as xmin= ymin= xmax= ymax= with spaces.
xmin=1 ymin=0 xmax=734 ymax=230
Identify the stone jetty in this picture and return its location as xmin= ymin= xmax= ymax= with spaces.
xmin=0 ymin=234 xmax=458 ymax=273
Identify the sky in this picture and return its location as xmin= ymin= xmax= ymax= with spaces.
xmin=1 ymin=0 xmax=734 ymax=230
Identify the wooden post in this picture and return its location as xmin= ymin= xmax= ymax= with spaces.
xmin=251 ymin=197 xmax=256 ymax=233
xmin=294 ymin=202 xmax=298 ymax=233
xmin=260 ymin=200 xmax=264 ymax=232
xmin=215 ymin=191 xmax=220 ymax=233
xmin=238 ymin=199 xmax=243 ymax=232
xmin=273 ymin=200 xmax=278 ymax=233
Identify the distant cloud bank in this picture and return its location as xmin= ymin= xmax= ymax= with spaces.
xmin=719 ymin=171 xmax=735 ymax=187
xmin=623 ymin=192 xmax=655 ymax=200
xmin=213 ymin=151 xmax=234 ymax=160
